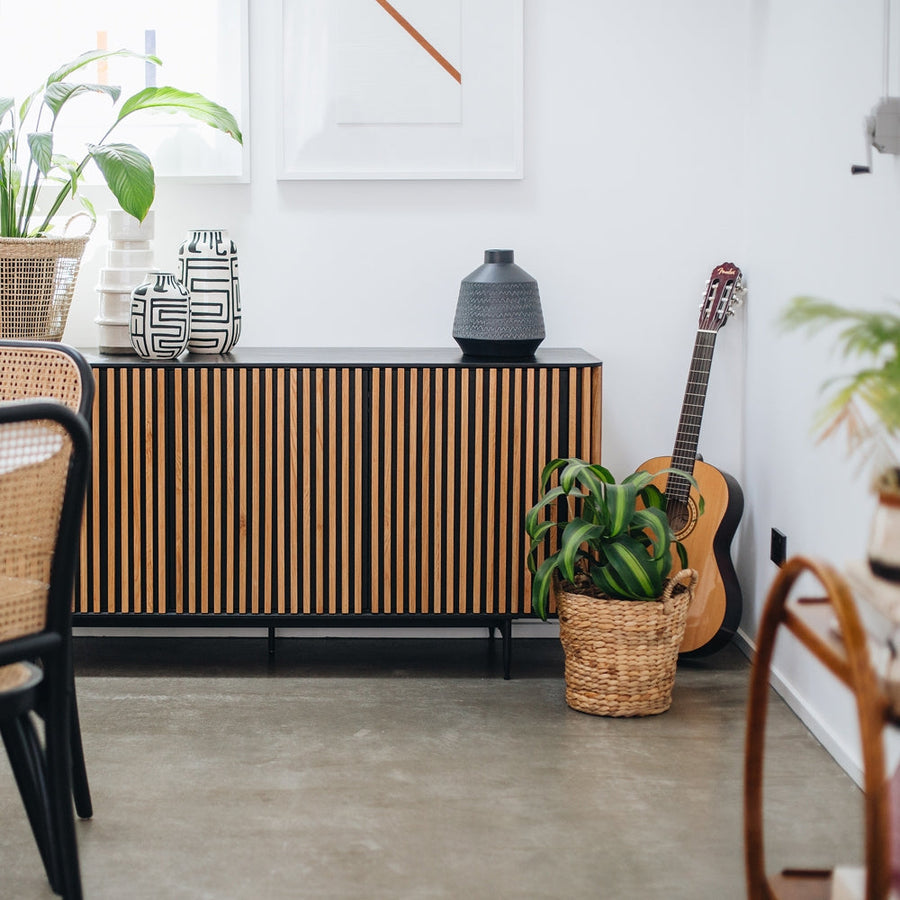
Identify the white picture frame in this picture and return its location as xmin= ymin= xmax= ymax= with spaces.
xmin=278 ymin=0 xmax=523 ymax=180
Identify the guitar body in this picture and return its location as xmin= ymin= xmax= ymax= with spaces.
xmin=639 ymin=456 xmax=744 ymax=656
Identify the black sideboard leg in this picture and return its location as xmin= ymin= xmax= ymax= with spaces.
xmin=268 ymin=627 xmax=276 ymax=658
xmin=502 ymin=618 xmax=512 ymax=680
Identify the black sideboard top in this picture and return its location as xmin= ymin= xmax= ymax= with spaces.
xmin=79 ymin=347 xmax=601 ymax=369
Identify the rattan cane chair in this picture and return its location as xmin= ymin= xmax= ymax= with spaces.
xmin=0 ymin=341 xmax=94 ymax=823
xmin=0 ymin=400 xmax=91 ymax=898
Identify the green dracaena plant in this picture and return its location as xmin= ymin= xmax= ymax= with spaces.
xmin=0 ymin=48 xmax=242 ymax=237
xmin=525 ymin=457 xmax=701 ymax=620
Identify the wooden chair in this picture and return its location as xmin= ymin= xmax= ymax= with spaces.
xmin=0 ymin=400 xmax=91 ymax=898
xmin=0 ymin=341 xmax=94 ymax=822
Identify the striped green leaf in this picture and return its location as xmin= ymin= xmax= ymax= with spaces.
xmin=604 ymin=535 xmax=664 ymax=599
xmin=639 ymin=482 xmax=665 ymax=510
xmin=524 ymin=485 xmax=566 ymax=536
xmin=530 ymin=553 xmax=560 ymax=621
xmin=605 ymin=482 xmax=637 ymax=536
xmin=539 ymin=457 xmax=568 ymax=492
xmin=559 ymin=517 xmax=601 ymax=582
xmin=630 ymin=506 xmax=672 ymax=559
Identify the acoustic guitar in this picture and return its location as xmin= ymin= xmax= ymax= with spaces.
xmin=639 ymin=262 xmax=745 ymax=656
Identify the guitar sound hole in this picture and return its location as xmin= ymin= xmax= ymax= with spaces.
xmin=667 ymin=498 xmax=699 ymax=540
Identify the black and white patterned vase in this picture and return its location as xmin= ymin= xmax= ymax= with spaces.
xmin=178 ymin=228 xmax=241 ymax=354
xmin=129 ymin=271 xmax=191 ymax=360
xmin=452 ymin=249 xmax=545 ymax=359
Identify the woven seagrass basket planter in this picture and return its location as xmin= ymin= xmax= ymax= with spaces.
xmin=554 ymin=568 xmax=698 ymax=717
xmin=0 ymin=235 xmax=90 ymax=341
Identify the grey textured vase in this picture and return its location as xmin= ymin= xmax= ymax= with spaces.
xmin=452 ymin=249 xmax=545 ymax=358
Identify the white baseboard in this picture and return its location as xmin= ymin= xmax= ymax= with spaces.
xmin=733 ymin=627 xmax=863 ymax=787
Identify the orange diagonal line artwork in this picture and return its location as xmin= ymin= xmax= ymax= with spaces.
xmin=373 ymin=0 xmax=462 ymax=84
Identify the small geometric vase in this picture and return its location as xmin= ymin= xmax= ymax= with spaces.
xmin=178 ymin=228 xmax=241 ymax=354
xmin=452 ymin=249 xmax=545 ymax=359
xmin=129 ymin=271 xmax=190 ymax=360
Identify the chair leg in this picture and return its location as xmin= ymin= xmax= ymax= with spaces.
xmin=45 ymin=679 xmax=83 ymax=900
xmin=1 ymin=716 xmax=60 ymax=893
xmin=69 ymin=692 xmax=92 ymax=819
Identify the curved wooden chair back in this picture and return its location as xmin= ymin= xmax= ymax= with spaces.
xmin=0 ymin=340 xmax=93 ymax=419
xmin=0 ymin=401 xmax=91 ymax=899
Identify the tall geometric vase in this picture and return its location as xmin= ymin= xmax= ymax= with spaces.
xmin=129 ymin=272 xmax=190 ymax=360
xmin=178 ymin=228 xmax=241 ymax=354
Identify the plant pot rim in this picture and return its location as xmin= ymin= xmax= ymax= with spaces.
xmin=552 ymin=569 xmax=698 ymax=605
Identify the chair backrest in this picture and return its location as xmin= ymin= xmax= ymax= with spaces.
xmin=0 ymin=402 xmax=90 ymax=651
xmin=0 ymin=341 xmax=93 ymax=420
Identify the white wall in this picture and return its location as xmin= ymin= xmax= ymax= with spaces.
xmin=58 ymin=1 xmax=897 ymax=778
xmin=743 ymin=0 xmax=900 ymax=781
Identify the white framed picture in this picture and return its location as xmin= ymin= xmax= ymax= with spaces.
xmin=279 ymin=0 xmax=523 ymax=180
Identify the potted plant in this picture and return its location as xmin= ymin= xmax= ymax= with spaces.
xmin=782 ymin=296 xmax=900 ymax=581
xmin=0 ymin=48 xmax=242 ymax=339
xmin=525 ymin=456 xmax=699 ymax=717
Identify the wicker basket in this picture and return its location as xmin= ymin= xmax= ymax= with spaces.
xmin=0 ymin=234 xmax=90 ymax=341
xmin=554 ymin=568 xmax=698 ymax=717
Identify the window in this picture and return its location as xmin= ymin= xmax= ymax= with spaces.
xmin=0 ymin=0 xmax=248 ymax=181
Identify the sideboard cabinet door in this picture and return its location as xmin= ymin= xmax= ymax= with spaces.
xmin=78 ymin=366 xmax=168 ymax=614
xmin=369 ymin=364 xmax=602 ymax=616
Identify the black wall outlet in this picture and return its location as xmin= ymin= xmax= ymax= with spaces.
xmin=770 ymin=528 xmax=787 ymax=567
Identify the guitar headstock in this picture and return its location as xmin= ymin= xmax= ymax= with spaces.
xmin=699 ymin=262 xmax=745 ymax=331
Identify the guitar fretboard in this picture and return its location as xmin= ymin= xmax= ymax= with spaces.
xmin=665 ymin=329 xmax=717 ymax=503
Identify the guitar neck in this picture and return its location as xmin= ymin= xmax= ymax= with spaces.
xmin=666 ymin=329 xmax=717 ymax=502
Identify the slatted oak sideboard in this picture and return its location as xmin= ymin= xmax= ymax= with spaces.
xmin=73 ymin=349 xmax=602 ymax=673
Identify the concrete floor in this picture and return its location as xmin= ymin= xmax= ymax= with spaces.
xmin=0 ymin=637 xmax=863 ymax=899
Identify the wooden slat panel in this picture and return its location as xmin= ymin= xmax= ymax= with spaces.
xmin=76 ymin=365 xmax=166 ymax=614
xmin=371 ymin=364 xmax=601 ymax=616
xmin=170 ymin=365 xmax=364 ymax=616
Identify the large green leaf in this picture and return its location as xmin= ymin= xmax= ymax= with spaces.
xmin=43 ymin=83 xmax=121 ymax=119
xmin=27 ymin=133 xmax=53 ymax=175
xmin=0 ymin=129 xmax=12 ymax=160
xmin=0 ymin=98 xmax=13 ymax=121
xmin=20 ymin=49 xmax=158 ymax=124
xmin=117 ymin=87 xmax=242 ymax=142
xmin=88 ymin=143 xmax=154 ymax=222
xmin=43 ymin=49 xmax=160 ymax=87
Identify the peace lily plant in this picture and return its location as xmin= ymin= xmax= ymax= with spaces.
xmin=525 ymin=457 xmax=700 ymax=620
xmin=0 ymin=48 xmax=242 ymax=236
